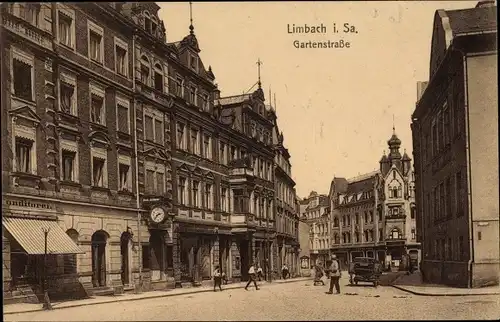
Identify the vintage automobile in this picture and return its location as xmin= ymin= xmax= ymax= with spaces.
xmin=348 ymin=257 xmax=382 ymax=287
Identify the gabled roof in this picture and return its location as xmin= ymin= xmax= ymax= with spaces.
xmin=446 ymin=6 xmax=497 ymax=36
xmin=345 ymin=170 xmax=379 ymax=195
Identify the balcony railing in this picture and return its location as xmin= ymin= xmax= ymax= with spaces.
xmin=2 ymin=13 xmax=53 ymax=51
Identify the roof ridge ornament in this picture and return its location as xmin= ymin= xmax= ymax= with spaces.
xmin=189 ymin=1 xmax=194 ymax=35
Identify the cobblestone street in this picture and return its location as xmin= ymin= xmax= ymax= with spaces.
xmin=4 ymin=278 xmax=499 ymax=321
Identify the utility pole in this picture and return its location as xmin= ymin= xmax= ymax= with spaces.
xmin=42 ymin=228 xmax=52 ymax=310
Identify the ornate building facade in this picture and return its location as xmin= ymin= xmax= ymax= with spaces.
xmin=411 ymin=1 xmax=498 ymax=287
xmin=329 ymin=130 xmax=420 ymax=271
xmin=299 ymin=191 xmax=330 ymax=266
xmin=1 ymin=2 xmax=300 ymax=303
xmin=273 ymin=119 xmax=300 ymax=277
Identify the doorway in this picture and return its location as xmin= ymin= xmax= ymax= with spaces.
xmin=91 ymin=231 xmax=108 ymax=287
xmin=239 ymin=240 xmax=249 ymax=281
xmin=120 ymin=232 xmax=132 ymax=286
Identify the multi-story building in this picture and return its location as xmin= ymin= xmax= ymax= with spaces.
xmin=1 ymin=2 xmax=159 ymax=300
xmin=330 ymin=130 xmax=420 ymax=271
xmin=299 ymin=191 xmax=330 ymax=265
xmin=1 ymin=2 xmax=300 ymax=303
xmin=273 ymin=120 xmax=300 ymax=277
xmin=411 ymin=1 xmax=498 ymax=287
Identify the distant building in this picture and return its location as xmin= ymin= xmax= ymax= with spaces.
xmin=330 ymin=130 xmax=420 ymax=271
xmin=299 ymin=191 xmax=330 ymax=265
xmin=411 ymin=1 xmax=498 ymax=287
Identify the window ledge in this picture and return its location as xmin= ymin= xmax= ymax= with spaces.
xmin=91 ymin=185 xmax=110 ymax=193
xmin=118 ymin=190 xmax=136 ymax=199
xmin=11 ymin=171 xmax=41 ymax=180
xmin=89 ymin=122 xmax=107 ymax=132
xmin=117 ymin=131 xmax=132 ymax=140
xmin=57 ymin=110 xmax=79 ymax=120
xmin=12 ymin=95 xmax=36 ymax=106
xmin=60 ymin=180 xmax=81 ymax=188
xmin=58 ymin=42 xmax=75 ymax=52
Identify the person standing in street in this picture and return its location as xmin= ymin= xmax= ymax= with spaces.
xmin=282 ymin=264 xmax=289 ymax=280
xmin=326 ymin=255 xmax=341 ymax=294
xmin=256 ymin=264 xmax=264 ymax=281
xmin=213 ymin=265 xmax=223 ymax=292
xmin=245 ymin=262 xmax=260 ymax=291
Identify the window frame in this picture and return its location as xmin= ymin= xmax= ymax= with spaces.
xmin=189 ymin=84 xmax=197 ymax=106
xmin=153 ymin=63 xmax=164 ymax=92
xmin=87 ymin=20 xmax=105 ymax=64
xmin=203 ymin=133 xmax=212 ymax=160
xmin=143 ymin=108 xmax=164 ymax=144
xmin=145 ymin=161 xmax=165 ymax=195
xmin=176 ymin=122 xmax=187 ymax=150
xmin=114 ymin=37 xmax=129 ymax=77
xmin=60 ymin=139 xmax=79 ymax=183
xmin=140 ymin=55 xmax=151 ymax=85
xmin=115 ymin=93 xmax=131 ymax=134
xmin=118 ymin=155 xmax=132 ymax=192
xmin=89 ymin=82 xmax=106 ymax=125
xmin=175 ymin=76 xmax=184 ymax=97
xmin=192 ymin=179 xmax=200 ymax=208
xmin=90 ymin=146 xmax=108 ymax=188
xmin=11 ymin=47 xmax=35 ymax=102
xmin=57 ymin=6 xmax=75 ymax=49
xmin=178 ymin=176 xmax=187 ymax=205
xmin=59 ymin=70 xmax=77 ymax=115
xmin=190 ymin=127 xmax=200 ymax=155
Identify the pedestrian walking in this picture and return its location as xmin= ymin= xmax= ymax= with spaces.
xmin=213 ymin=265 xmax=223 ymax=292
xmin=256 ymin=264 xmax=264 ymax=281
xmin=326 ymin=255 xmax=341 ymax=294
xmin=245 ymin=263 xmax=260 ymax=290
xmin=282 ymin=264 xmax=289 ymax=280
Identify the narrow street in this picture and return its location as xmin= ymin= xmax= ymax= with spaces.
xmin=4 ymin=278 xmax=499 ymax=321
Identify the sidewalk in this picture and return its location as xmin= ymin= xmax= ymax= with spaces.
xmin=3 ymin=277 xmax=312 ymax=315
xmin=392 ymin=271 xmax=500 ymax=296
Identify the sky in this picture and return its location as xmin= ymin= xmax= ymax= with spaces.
xmin=158 ymin=1 xmax=480 ymax=198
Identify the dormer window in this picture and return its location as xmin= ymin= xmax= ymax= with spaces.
xmin=152 ymin=21 xmax=157 ymax=35
xmin=144 ymin=12 xmax=152 ymax=33
xmin=189 ymin=54 xmax=198 ymax=72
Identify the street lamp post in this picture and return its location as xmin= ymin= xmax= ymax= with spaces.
xmin=42 ymin=228 xmax=53 ymax=310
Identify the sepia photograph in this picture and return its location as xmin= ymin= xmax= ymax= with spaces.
xmin=1 ymin=1 xmax=498 ymax=321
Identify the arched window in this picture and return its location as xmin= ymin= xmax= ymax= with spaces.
xmin=354 ymin=232 xmax=359 ymax=243
xmin=140 ymin=55 xmax=150 ymax=85
xmin=334 ymin=217 xmax=339 ymax=227
xmin=153 ymin=63 xmax=163 ymax=92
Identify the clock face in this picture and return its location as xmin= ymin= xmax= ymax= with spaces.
xmin=150 ymin=207 xmax=166 ymax=223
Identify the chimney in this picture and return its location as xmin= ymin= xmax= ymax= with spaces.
xmin=476 ymin=1 xmax=495 ymax=8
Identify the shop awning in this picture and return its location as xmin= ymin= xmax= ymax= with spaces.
xmin=2 ymin=217 xmax=84 ymax=255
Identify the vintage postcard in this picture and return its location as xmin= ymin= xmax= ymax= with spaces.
xmin=1 ymin=1 xmax=498 ymax=321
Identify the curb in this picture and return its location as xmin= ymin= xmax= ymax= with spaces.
xmin=392 ymin=285 xmax=500 ymax=297
xmin=4 ymin=278 xmax=312 ymax=315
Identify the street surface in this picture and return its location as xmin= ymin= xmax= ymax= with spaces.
xmin=4 ymin=278 xmax=499 ymax=321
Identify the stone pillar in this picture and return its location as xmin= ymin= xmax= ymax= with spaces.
xmin=2 ymin=235 xmax=11 ymax=292
xmin=172 ymin=223 xmax=181 ymax=287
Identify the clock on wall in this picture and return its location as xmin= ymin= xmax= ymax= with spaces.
xmin=150 ymin=207 xmax=166 ymax=223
